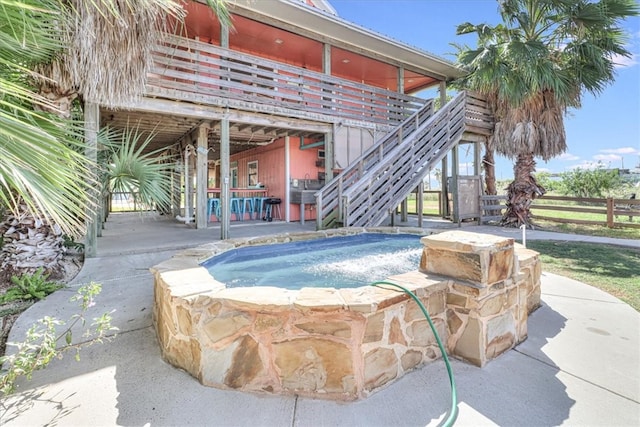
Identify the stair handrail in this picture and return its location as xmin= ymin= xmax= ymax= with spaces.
xmin=315 ymin=99 xmax=435 ymax=228
xmin=341 ymin=91 xmax=468 ymax=227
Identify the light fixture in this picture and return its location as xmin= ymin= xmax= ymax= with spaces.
xmin=274 ymin=38 xmax=284 ymax=44
xmin=342 ymin=59 xmax=350 ymax=64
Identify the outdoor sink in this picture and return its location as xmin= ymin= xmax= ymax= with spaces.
xmin=290 ymin=189 xmax=317 ymax=204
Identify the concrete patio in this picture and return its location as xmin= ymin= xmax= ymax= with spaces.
xmin=1 ymin=212 xmax=638 ymax=426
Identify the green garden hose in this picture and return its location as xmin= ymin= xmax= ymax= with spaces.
xmin=371 ymin=281 xmax=458 ymax=427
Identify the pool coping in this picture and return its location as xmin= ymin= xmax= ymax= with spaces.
xmin=150 ymin=226 xmax=432 ymax=314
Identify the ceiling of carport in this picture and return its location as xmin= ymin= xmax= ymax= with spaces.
xmin=100 ymin=108 xmax=325 ymax=161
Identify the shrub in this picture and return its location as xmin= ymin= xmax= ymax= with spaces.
xmin=0 ymin=282 xmax=117 ymax=395
xmin=559 ymin=164 xmax=621 ymax=198
xmin=0 ymin=268 xmax=64 ymax=303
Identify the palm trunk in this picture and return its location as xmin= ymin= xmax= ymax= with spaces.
xmin=0 ymin=202 xmax=66 ymax=275
xmin=1 ymin=82 xmax=78 ymax=275
xmin=501 ymin=153 xmax=545 ymax=228
xmin=483 ymin=141 xmax=497 ymax=195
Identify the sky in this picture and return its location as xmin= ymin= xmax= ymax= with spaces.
xmin=330 ymin=0 xmax=640 ymax=179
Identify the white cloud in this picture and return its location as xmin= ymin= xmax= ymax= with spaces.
xmin=558 ymin=153 xmax=580 ymax=161
xmin=536 ymin=167 xmax=551 ymax=173
xmin=594 ymin=154 xmax=622 ymax=162
xmin=612 ymin=53 xmax=638 ymax=68
xmin=600 ymin=147 xmax=640 ymax=155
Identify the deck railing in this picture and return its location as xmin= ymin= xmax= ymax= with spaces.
xmin=146 ymin=35 xmax=426 ymax=126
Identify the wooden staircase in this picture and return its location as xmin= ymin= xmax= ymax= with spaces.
xmin=315 ymin=91 xmax=492 ymax=228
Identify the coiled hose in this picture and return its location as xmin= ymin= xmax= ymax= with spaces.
xmin=370 ymin=281 xmax=458 ymax=427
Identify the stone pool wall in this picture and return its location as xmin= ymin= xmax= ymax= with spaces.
xmin=151 ymin=228 xmax=540 ymax=400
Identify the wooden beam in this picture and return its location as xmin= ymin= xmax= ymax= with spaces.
xmin=84 ymin=102 xmax=99 ymax=258
xmin=196 ymin=124 xmax=209 ymax=229
xmin=220 ymin=115 xmax=231 ymax=240
xmin=439 ymin=81 xmax=447 ymax=108
xmin=441 ymin=155 xmax=448 ymax=218
xmin=417 ymin=182 xmax=424 ymax=228
xmin=285 ymin=135 xmax=291 ymax=222
xmin=323 ymin=43 xmax=331 ymax=74
xmin=117 ymin=97 xmax=333 ymax=134
xmin=325 ymin=124 xmax=335 ymax=181
xmin=452 ymin=144 xmax=460 ymax=225
xmin=171 ymin=160 xmax=181 ymax=217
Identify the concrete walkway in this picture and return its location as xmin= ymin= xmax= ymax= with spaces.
xmin=1 ymin=213 xmax=639 ymax=426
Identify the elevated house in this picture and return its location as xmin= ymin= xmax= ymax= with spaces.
xmin=90 ymin=0 xmax=493 ymax=252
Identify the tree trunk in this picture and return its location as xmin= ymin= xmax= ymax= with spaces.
xmin=501 ymin=153 xmax=546 ymax=228
xmin=0 ymin=202 xmax=66 ymax=276
xmin=483 ymin=141 xmax=497 ymax=195
xmin=1 ymin=81 xmax=79 ymax=275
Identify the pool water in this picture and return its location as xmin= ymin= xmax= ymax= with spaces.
xmin=202 ymin=233 xmax=423 ymax=290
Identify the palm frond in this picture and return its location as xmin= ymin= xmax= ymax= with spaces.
xmin=0 ymin=107 xmax=95 ymax=236
xmin=454 ymin=0 xmax=638 ymax=162
xmin=101 ymin=126 xmax=176 ymax=211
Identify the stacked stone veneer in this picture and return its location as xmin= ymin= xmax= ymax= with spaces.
xmin=151 ymin=228 xmax=541 ymax=401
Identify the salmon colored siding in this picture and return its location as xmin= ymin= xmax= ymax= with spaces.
xmin=229 ymin=137 xmax=324 ymax=222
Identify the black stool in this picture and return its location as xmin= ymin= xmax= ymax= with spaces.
xmin=263 ymin=198 xmax=282 ymax=222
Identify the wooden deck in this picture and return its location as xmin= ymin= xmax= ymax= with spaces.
xmin=147 ymin=35 xmax=427 ymax=128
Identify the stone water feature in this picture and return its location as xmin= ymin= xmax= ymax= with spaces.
xmin=151 ymin=228 xmax=541 ymax=400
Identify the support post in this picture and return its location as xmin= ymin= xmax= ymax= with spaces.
xmin=441 ymin=155 xmax=449 ymax=218
xmin=184 ymin=145 xmax=193 ymax=223
xmin=606 ymin=198 xmax=614 ymax=228
xmin=220 ymin=115 xmax=231 ymax=240
xmin=325 ymin=126 xmax=335 ymax=181
xmin=171 ymin=161 xmax=181 ymax=217
xmin=323 ymin=43 xmax=331 ymax=74
xmin=401 ymin=198 xmax=408 ymax=222
xmin=474 ymin=141 xmax=482 ymax=177
xmin=452 ymin=144 xmax=460 ymax=225
xmin=439 ymin=81 xmax=447 ymax=108
xmin=417 ymin=183 xmax=424 ymax=228
xmin=221 ymin=24 xmax=229 ymax=48
xmin=195 ymin=125 xmax=209 ymax=229
xmin=84 ymin=102 xmax=99 ymax=258
xmin=285 ymin=135 xmax=291 ymax=222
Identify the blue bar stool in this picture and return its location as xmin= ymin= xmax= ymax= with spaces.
xmin=253 ymin=197 xmax=269 ymax=220
xmin=230 ymin=198 xmax=243 ymax=221
xmin=242 ymin=197 xmax=254 ymax=221
xmin=207 ymin=198 xmax=220 ymax=222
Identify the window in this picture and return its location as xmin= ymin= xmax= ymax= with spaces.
xmin=231 ymin=167 xmax=238 ymax=188
xmin=248 ymin=161 xmax=258 ymax=186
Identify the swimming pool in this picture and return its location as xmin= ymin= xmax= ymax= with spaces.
xmin=152 ymin=228 xmax=541 ymax=400
xmin=202 ymin=233 xmax=422 ymax=290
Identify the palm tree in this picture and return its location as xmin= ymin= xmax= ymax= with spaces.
xmin=1 ymin=0 xmax=229 ymax=273
xmin=454 ymin=0 xmax=638 ymax=227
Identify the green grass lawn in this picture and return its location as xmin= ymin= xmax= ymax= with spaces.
xmin=527 ymin=240 xmax=640 ymax=312
xmin=533 ymin=219 xmax=640 ymax=240
xmin=404 ymin=198 xmax=441 ymax=216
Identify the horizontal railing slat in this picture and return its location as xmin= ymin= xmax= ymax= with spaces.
xmin=149 ymin=35 xmax=425 ymax=126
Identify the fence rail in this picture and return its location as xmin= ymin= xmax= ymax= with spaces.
xmin=480 ymin=194 xmax=640 ymax=229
